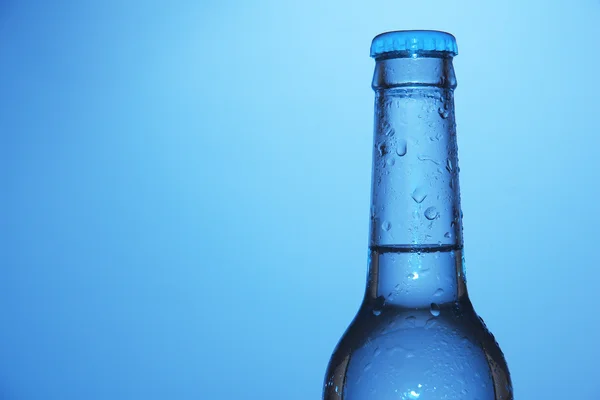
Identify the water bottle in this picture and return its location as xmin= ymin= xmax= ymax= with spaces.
xmin=323 ymin=30 xmax=513 ymax=400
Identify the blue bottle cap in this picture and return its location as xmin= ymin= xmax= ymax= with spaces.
xmin=370 ymin=30 xmax=458 ymax=59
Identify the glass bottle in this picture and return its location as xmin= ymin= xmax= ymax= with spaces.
xmin=322 ymin=30 xmax=513 ymax=400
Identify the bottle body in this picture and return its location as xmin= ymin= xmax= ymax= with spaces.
xmin=323 ymin=31 xmax=512 ymax=400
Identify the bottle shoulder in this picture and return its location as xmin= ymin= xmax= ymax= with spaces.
xmin=324 ymin=301 xmax=512 ymax=399
xmin=334 ymin=300 xmax=493 ymax=349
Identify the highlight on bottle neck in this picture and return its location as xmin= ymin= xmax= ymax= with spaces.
xmin=370 ymin=30 xmax=458 ymax=91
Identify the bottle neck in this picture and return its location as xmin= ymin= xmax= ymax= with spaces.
xmin=366 ymin=55 xmax=467 ymax=308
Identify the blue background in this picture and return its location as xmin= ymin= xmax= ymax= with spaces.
xmin=1 ymin=1 xmax=599 ymax=399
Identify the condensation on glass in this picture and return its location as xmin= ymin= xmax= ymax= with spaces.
xmin=322 ymin=30 xmax=513 ymax=400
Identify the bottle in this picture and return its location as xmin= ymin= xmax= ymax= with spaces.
xmin=322 ymin=31 xmax=513 ymax=400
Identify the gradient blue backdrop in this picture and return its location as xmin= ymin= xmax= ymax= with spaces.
xmin=1 ymin=1 xmax=599 ymax=399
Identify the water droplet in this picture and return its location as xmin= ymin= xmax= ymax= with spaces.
xmin=370 ymin=206 xmax=377 ymax=220
xmin=446 ymin=158 xmax=453 ymax=172
xmin=424 ymin=206 xmax=438 ymax=220
xmin=374 ymin=347 xmax=381 ymax=357
xmin=385 ymin=157 xmax=395 ymax=167
xmin=408 ymin=272 xmax=419 ymax=280
xmin=478 ymin=316 xmax=488 ymax=328
xmin=438 ymin=106 xmax=449 ymax=119
xmin=444 ymin=232 xmax=451 ymax=238
xmin=433 ymin=288 xmax=444 ymax=297
xmin=417 ymin=155 xmax=440 ymax=165
xmin=363 ymin=362 xmax=372 ymax=372
xmin=373 ymin=296 xmax=385 ymax=316
xmin=384 ymin=126 xmax=395 ymax=137
xmin=378 ymin=142 xmax=387 ymax=156
xmin=405 ymin=316 xmax=416 ymax=328
xmin=430 ymin=303 xmax=441 ymax=316
xmin=382 ymin=221 xmax=391 ymax=231
xmin=411 ymin=187 xmax=427 ymax=203
xmin=396 ymin=139 xmax=407 ymax=156
xmin=425 ymin=318 xmax=437 ymax=329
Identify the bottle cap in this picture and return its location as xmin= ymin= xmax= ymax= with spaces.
xmin=370 ymin=30 xmax=458 ymax=59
